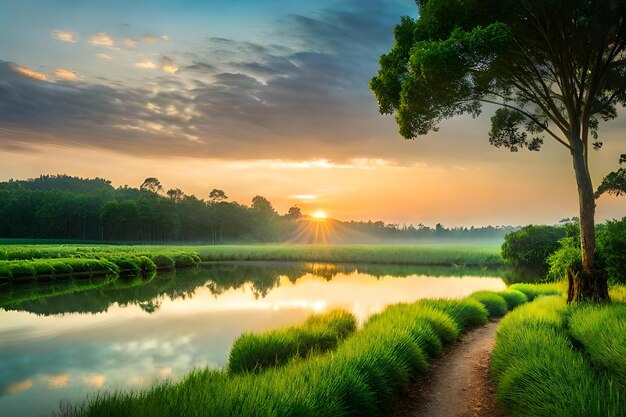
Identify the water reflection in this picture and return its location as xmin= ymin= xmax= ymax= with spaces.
xmin=0 ymin=262 xmax=506 ymax=417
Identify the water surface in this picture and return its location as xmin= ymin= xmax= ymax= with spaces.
xmin=0 ymin=262 xmax=506 ymax=417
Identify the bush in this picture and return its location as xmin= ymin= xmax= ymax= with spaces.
xmin=172 ymin=253 xmax=200 ymax=268
xmin=501 ymin=225 xmax=566 ymax=269
xmin=150 ymin=254 xmax=175 ymax=269
xmin=497 ymin=289 xmax=528 ymax=309
xmin=137 ymin=256 xmax=157 ymax=273
xmin=547 ymin=218 xmax=626 ymax=283
xmin=596 ymin=218 xmax=626 ymax=283
xmin=110 ymin=257 xmax=141 ymax=274
xmin=470 ymin=291 xmax=508 ymax=317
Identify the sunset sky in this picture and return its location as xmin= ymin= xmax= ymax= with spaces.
xmin=0 ymin=0 xmax=624 ymax=226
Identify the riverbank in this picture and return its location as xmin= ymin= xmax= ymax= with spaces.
xmin=54 ymin=284 xmax=557 ymax=417
xmin=0 ymin=243 xmax=505 ymax=284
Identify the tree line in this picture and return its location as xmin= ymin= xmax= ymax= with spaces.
xmin=0 ymin=175 xmax=516 ymax=243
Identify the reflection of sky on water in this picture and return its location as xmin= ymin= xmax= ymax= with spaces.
xmin=0 ymin=266 xmax=505 ymax=417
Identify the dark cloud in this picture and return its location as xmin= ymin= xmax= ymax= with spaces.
xmin=0 ymin=0 xmax=424 ymax=161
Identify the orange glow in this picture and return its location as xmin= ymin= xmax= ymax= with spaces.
xmin=12 ymin=65 xmax=47 ymax=81
xmin=312 ymin=210 xmax=327 ymax=219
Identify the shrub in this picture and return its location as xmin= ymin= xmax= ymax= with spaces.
xmin=470 ymin=291 xmax=508 ymax=317
xmin=137 ymin=256 xmax=157 ymax=273
xmin=501 ymin=225 xmax=566 ymax=269
xmin=172 ymin=253 xmax=200 ymax=268
xmin=497 ymin=289 xmax=528 ymax=309
xmin=150 ymin=254 xmax=175 ymax=269
xmin=110 ymin=257 xmax=141 ymax=274
xmin=596 ymin=218 xmax=626 ymax=283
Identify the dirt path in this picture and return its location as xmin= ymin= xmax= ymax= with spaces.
xmin=389 ymin=319 xmax=502 ymax=417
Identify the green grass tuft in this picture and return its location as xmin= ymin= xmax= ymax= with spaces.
xmin=496 ymin=289 xmax=528 ymax=310
xmin=470 ymin=291 xmax=508 ymax=317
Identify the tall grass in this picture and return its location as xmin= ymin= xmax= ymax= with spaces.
xmin=496 ymin=289 xmax=528 ymax=309
xmin=470 ymin=291 xmax=508 ymax=317
xmin=59 ymin=289 xmax=517 ymax=417
xmin=568 ymin=302 xmax=626 ymax=386
xmin=228 ymin=309 xmax=357 ymax=374
xmin=493 ymin=296 xmax=624 ymax=417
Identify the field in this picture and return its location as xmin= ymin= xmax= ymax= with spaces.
xmin=0 ymin=243 xmax=504 ymax=284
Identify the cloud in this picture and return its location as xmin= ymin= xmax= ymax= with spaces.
xmin=43 ymin=373 xmax=70 ymax=389
xmin=54 ymin=68 xmax=77 ymax=80
xmin=11 ymin=65 xmax=47 ymax=81
xmin=52 ymin=30 xmax=77 ymax=43
xmin=88 ymin=32 xmax=114 ymax=48
xmin=3 ymin=379 xmax=33 ymax=394
xmin=96 ymin=53 xmax=113 ymax=60
xmin=161 ymin=55 xmax=179 ymax=74
xmin=124 ymin=39 xmax=137 ymax=47
xmin=134 ymin=60 xmax=157 ymax=69
xmin=82 ymin=374 xmax=106 ymax=388
xmin=142 ymin=34 xmax=168 ymax=43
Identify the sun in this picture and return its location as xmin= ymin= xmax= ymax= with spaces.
xmin=312 ymin=210 xmax=327 ymax=219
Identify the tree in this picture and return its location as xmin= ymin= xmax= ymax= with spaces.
xmin=595 ymin=155 xmax=626 ymax=198
xmin=209 ymin=188 xmax=228 ymax=203
xmin=166 ymin=188 xmax=185 ymax=201
xmin=371 ymin=0 xmax=626 ymax=302
xmin=286 ymin=206 xmax=303 ymax=219
xmin=251 ymin=195 xmax=276 ymax=215
xmin=140 ymin=177 xmax=163 ymax=194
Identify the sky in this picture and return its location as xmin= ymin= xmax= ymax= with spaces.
xmin=0 ymin=0 xmax=624 ymax=227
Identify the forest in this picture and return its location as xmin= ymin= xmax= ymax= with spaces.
xmin=0 ymin=175 xmax=516 ymax=243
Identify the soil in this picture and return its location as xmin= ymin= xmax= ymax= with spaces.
xmin=389 ymin=319 xmax=502 ymax=417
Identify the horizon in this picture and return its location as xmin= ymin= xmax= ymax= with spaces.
xmin=1 ymin=0 xmax=624 ymax=227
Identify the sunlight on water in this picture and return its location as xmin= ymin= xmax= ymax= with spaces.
xmin=0 ymin=263 xmax=505 ymax=417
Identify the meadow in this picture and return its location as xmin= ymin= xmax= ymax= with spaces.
xmin=0 ymin=243 xmax=504 ymax=283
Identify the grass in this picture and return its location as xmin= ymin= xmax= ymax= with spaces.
xmin=492 ymin=294 xmax=625 ymax=417
xmin=568 ymin=302 xmax=626 ymax=386
xmin=228 ymin=309 xmax=357 ymax=374
xmin=58 ymin=288 xmax=517 ymax=417
xmin=496 ymin=289 xmax=528 ymax=309
xmin=470 ymin=291 xmax=508 ymax=317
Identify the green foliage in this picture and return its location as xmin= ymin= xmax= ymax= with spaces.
xmin=501 ymin=225 xmax=566 ymax=269
xmin=507 ymin=283 xmax=562 ymax=301
xmin=595 ymin=155 xmax=626 ymax=198
xmin=568 ymin=302 xmax=626 ymax=386
xmin=228 ymin=309 xmax=357 ymax=374
xmin=496 ymin=289 xmax=528 ymax=309
xmin=171 ymin=253 xmax=200 ymax=268
xmin=470 ymin=291 xmax=508 ymax=317
xmin=596 ymin=218 xmax=626 ymax=283
xmin=547 ymin=217 xmax=626 ymax=283
xmin=419 ymin=298 xmax=488 ymax=330
xmin=150 ymin=254 xmax=175 ymax=269
xmin=492 ymin=296 xmax=624 ymax=417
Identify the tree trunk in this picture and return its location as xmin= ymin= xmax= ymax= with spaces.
xmin=567 ymin=148 xmax=610 ymax=303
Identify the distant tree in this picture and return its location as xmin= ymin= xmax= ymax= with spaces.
xmin=140 ymin=178 xmax=163 ymax=194
xmin=287 ymin=206 xmax=303 ymax=219
xmin=209 ymin=189 xmax=228 ymax=203
xmin=166 ymin=188 xmax=185 ymax=201
xmin=251 ymin=195 xmax=276 ymax=215
xmin=371 ymin=0 xmax=626 ymax=302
